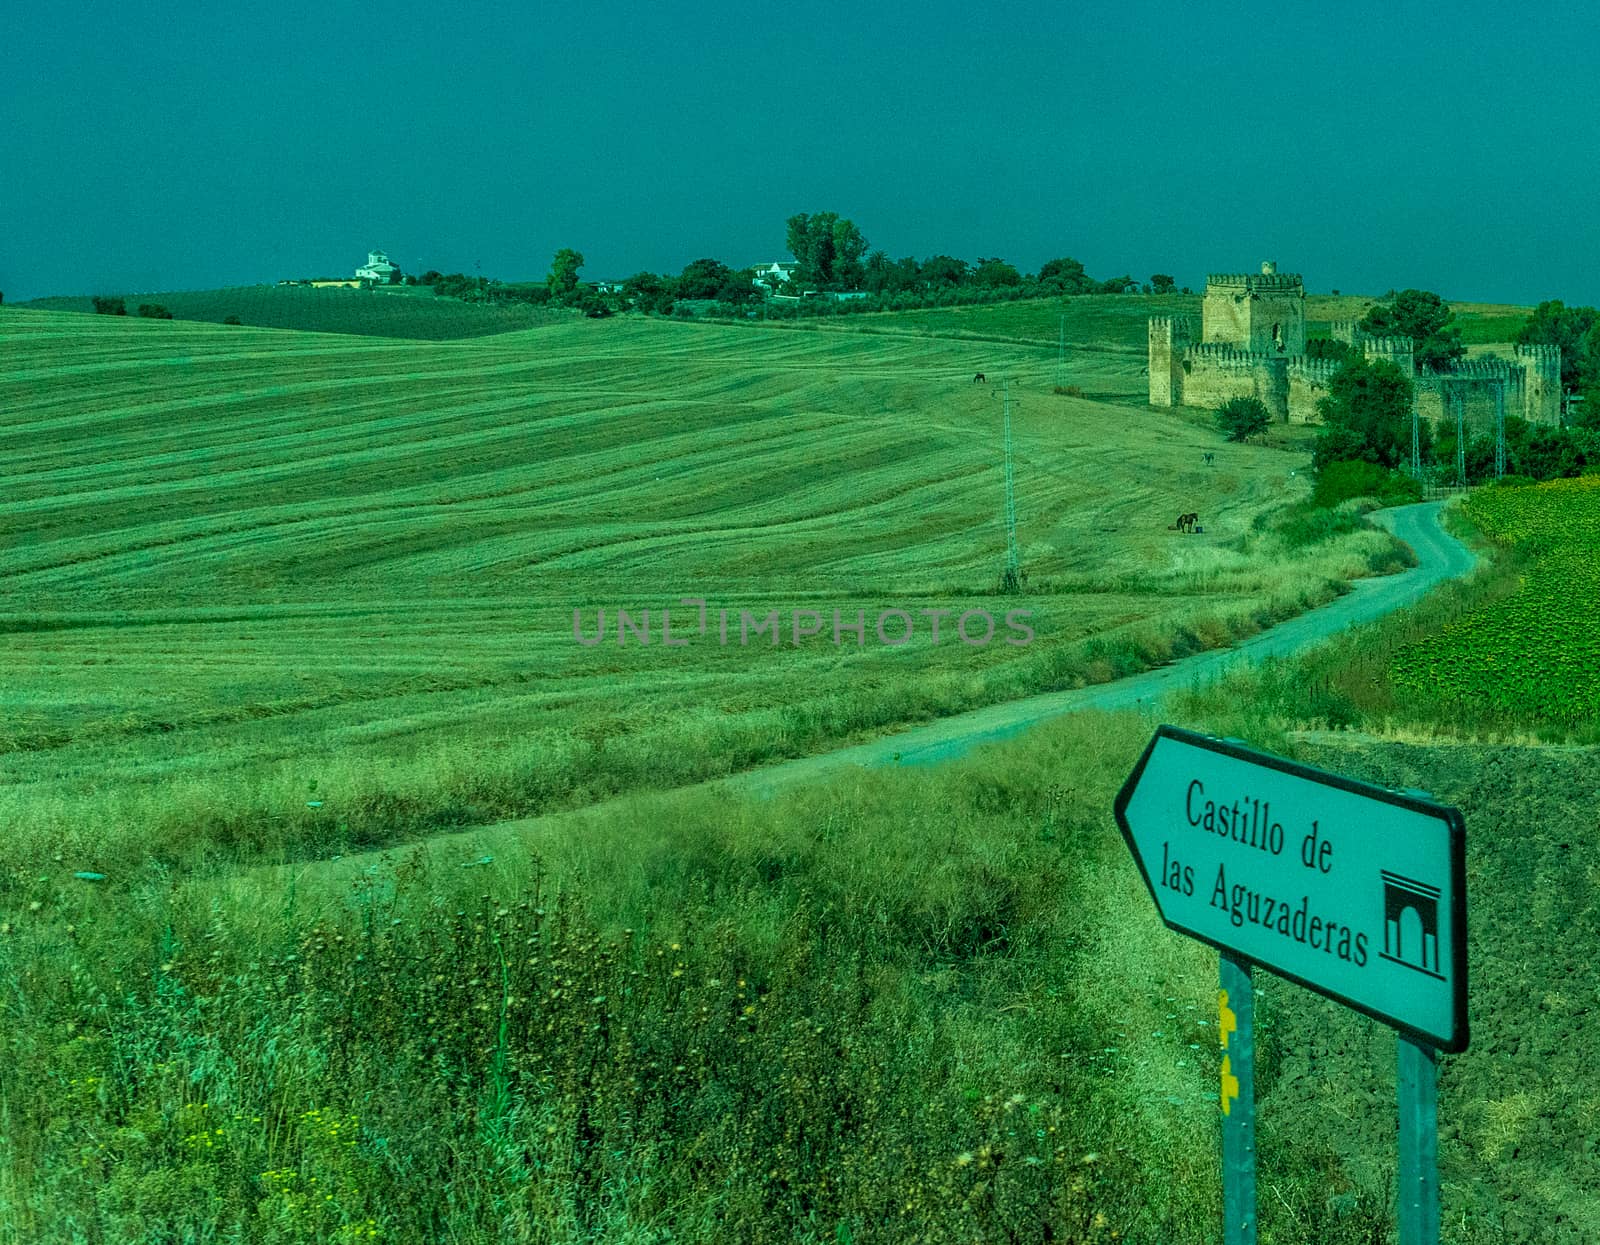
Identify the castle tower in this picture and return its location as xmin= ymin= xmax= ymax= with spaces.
xmin=1362 ymin=336 xmax=1416 ymax=379
xmin=1514 ymin=343 xmax=1562 ymax=424
xmin=1148 ymin=315 xmax=1191 ymax=407
xmin=1201 ymin=266 xmax=1307 ymax=356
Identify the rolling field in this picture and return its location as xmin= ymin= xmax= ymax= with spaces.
xmin=0 ymin=306 xmax=1405 ymax=879
xmin=843 ymin=294 xmax=1528 ymax=353
xmin=16 ymin=284 xmax=572 ymax=339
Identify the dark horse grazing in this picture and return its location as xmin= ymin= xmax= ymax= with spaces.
xmin=1168 ymin=512 xmax=1199 ymax=533
xmin=973 ymin=372 xmax=986 ymax=383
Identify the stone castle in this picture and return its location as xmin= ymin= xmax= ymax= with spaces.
xmin=1147 ymin=263 xmax=1561 ymax=432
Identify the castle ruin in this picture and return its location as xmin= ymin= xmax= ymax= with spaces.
xmin=1148 ymin=263 xmax=1561 ymax=432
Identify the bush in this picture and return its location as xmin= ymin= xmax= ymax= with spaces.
xmin=1216 ymin=396 xmax=1272 ymax=443
xmin=1311 ymin=460 xmax=1423 ymax=508
xmin=137 ymin=303 xmax=174 ymax=320
xmin=91 ymin=296 xmax=127 ymax=316
xmin=223 ymin=315 xmax=242 ymax=325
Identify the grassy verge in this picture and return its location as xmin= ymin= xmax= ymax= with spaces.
xmin=2 ymin=711 xmax=1399 ymax=1244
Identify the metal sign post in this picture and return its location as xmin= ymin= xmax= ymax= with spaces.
xmin=1219 ymin=952 xmax=1256 ymax=1244
xmin=1115 ymin=726 xmax=1467 ymax=1242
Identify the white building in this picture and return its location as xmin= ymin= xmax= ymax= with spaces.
xmin=751 ymin=261 xmax=798 ymax=292
xmin=355 ymin=250 xmax=400 ymax=283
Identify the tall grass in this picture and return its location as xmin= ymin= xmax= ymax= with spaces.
xmin=1 ymin=712 xmax=1404 ymax=1244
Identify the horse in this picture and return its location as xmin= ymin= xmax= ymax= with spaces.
xmin=973 ymin=372 xmax=986 ymax=383
xmin=1168 ymin=512 xmax=1199 ymax=533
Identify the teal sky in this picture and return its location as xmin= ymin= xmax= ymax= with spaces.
xmin=4 ymin=0 xmax=1598 ymax=304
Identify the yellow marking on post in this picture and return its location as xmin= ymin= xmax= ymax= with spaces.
xmin=1221 ymin=1053 xmax=1239 ymax=1117
xmin=1219 ymin=988 xmax=1237 ymax=1050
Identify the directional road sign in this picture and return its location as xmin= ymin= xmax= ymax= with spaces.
xmin=1115 ymin=725 xmax=1468 ymax=1052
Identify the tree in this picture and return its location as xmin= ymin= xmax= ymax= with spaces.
xmin=1312 ymin=355 xmax=1419 ymax=471
xmin=1035 ymin=257 xmax=1093 ymax=294
xmin=918 ymin=255 xmax=968 ymax=287
xmin=547 ymin=249 xmax=584 ymax=298
xmin=223 ymin=315 xmax=242 ymax=325
xmin=1216 ymin=396 xmax=1271 ymax=442
xmin=1358 ymin=289 xmax=1464 ymax=372
xmin=418 ymin=270 xmax=444 ymax=286
xmin=973 ymin=257 xmax=1022 ymax=288
xmin=1517 ymin=300 xmax=1597 ymax=393
xmin=1150 ymin=274 xmax=1177 ymax=295
xmin=92 ymin=296 xmax=126 ymax=316
xmin=137 ymin=303 xmax=173 ymax=319
xmin=1304 ymin=337 xmax=1353 ymax=363
xmin=623 ymin=271 xmax=672 ymax=314
xmin=785 ymin=212 xmax=869 ymax=289
xmin=1097 ymin=274 xmax=1136 ymax=295
xmin=675 ymin=257 xmax=734 ymax=301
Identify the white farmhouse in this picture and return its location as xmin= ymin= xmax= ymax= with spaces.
xmin=355 ymin=249 xmax=401 ymax=284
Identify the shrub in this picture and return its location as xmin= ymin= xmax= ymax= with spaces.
xmin=137 ymin=303 xmax=174 ymax=320
xmin=1312 ymin=460 xmax=1423 ymax=508
xmin=223 ymin=315 xmax=242 ymax=325
xmin=1216 ymin=396 xmax=1271 ymax=443
xmin=92 ymin=295 xmax=127 ymax=316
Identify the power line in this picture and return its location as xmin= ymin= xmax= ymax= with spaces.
xmin=993 ymin=378 xmax=1023 ymax=592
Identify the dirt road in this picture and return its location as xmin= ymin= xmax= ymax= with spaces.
xmin=729 ymin=501 xmax=1476 ymax=793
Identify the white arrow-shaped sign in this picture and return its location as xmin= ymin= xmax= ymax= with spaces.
xmin=1115 ymin=726 xmax=1468 ymax=1052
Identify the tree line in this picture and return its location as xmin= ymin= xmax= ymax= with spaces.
xmin=402 ymin=210 xmax=1176 ymax=320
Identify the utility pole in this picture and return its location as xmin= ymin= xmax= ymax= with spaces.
xmin=1056 ymin=314 xmax=1066 ymax=388
xmin=995 ymin=378 xmax=1023 ymax=592
xmin=1563 ymin=390 xmax=1586 ymax=427
xmin=1453 ymin=388 xmax=1466 ymax=490
xmin=1410 ymin=401 xmax=1422 ymax=481
xmin=1494 ymin=381 xmax=1506 ymax=480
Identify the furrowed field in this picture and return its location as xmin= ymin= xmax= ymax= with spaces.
xmin=0 ymin=307 xmax=1401 ymax=880
xmin=17 ymin=285 xmax=570 ymax=339
xmin=1391 ymin=477 xmax=1600 ymax=728
xmin=3 ymin=299 xmax=1516 ymax=1244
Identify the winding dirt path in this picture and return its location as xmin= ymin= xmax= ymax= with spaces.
xmin=727 ymin=500 xmax=1476 ymax=794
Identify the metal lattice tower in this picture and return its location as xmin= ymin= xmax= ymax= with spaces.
xmin=1454 ymin=388 xmax=1466 ymax=489
xmin=997 ymin=378 xmax=1023 ymax=592
xmin=1494 ymin=381 xmax=1506 ymax=480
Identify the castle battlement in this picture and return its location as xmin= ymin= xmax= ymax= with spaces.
xmin=1205 ymin=272 xmax=1305 ymax=291
xmin=1362 ymin=336 xmax=1414 ymax=355
xmin=1514 ymin=343 xmax=1561 ymax=362
xmin=1287 ymin=357 xmax=1338 ymax=384
xmin=1148 ymin=315 xmax=1193 ymax=334
xmin=1184 ymin=343 xmax=1275 ymax=367
xmin=1440 ymin=359 xmax=1513 ymax=380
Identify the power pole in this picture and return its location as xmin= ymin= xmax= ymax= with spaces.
xmin=995 ymin=379 xmax=1023 ymax=592
xmin=1563 ymin=390 xmax=1586 ymax=427
xmin=1410 ymin=401 xmax=1422 ymax=480
xmin=1453 ymin=388 xmax=1466 ymax=490
xmin=1055 ymin=314 xmax=1066 ymax=388
xmin=1494 ymin=380 xmax=1506 ymax=480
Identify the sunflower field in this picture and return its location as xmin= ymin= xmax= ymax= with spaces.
xmin=1391 ymin=476 xmax=1600 ymax=726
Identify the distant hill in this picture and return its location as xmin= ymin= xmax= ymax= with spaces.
xmin=17 ymin=283 xmax=574 ymax=340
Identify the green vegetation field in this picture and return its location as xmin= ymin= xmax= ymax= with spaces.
xmin=5 ymin=299 xmax=1558 ymax=1244
xmin=17 ymin=285 xmax=572 ymax=340
xmin=1391 ymin=477 xmax=1600 ymax=726
xmin=0 ymin=306 xmax=1406 ymax=884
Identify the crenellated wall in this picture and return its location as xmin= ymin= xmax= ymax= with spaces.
xmin=1147 ymin=266 xmax=1562 ymax=431
xmin=1179 ymin=344 xmax=1289 ymax=421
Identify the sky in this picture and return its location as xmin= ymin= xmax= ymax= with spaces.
xmin=4 ymin=0 xmax=1600 ymax=305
